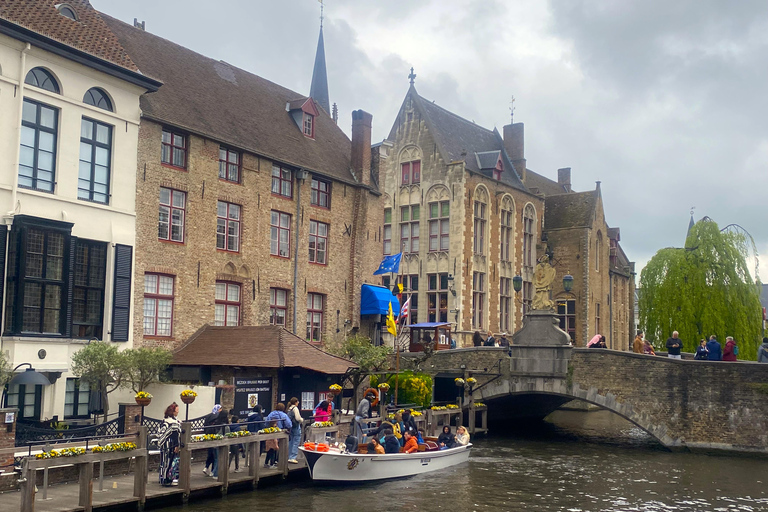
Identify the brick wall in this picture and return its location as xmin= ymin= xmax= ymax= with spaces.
xmin=0 ymin=408 xmax=17 ymax=471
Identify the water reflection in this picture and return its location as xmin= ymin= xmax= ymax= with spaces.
xmin=170 ymin=410 xmax=768 ymax=512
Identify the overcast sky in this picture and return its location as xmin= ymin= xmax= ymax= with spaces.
xmin=93 ymin=0 xmax=768 ymax=280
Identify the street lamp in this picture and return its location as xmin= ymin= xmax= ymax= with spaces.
xmin=512 ymin=274 xmax=523 ymax=293
xmin=563 ymin=273 xmax=574 ymax=293
xmin=3 ymin=363 xmax=51 ymax=407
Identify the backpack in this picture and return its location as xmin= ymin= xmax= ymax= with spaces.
xmin=733 ymin=345 xmax=739 ymax=356
xmin=392 ymin=422 xmax=402 ymax=439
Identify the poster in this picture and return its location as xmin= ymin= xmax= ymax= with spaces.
xmin=234 ymin=378 xmax=272 ymax=418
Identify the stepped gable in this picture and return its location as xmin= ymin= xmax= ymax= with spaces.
xmin=0 ymin=0 xmax=138 ymax=71
xmin=102 ymin=14 xmax=361 ymax=187
xmin=173 ymin=325 xmax=357 ymax=374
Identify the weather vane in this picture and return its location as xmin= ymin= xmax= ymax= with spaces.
xmin=690 ymin=206 xmax=695 ymax=216
xmin=319 ymin=0 xmax=324 ymax=29
xmin=509 ymin=95 xmax=516 ymax=124
xmin=408 ymin=67 xmax=416 ymax=85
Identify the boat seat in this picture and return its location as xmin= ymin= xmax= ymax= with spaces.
xmin=418 ymin=442 xmax=439 ymax=452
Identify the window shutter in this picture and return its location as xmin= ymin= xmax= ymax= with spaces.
xmin=0 ymin=228 xmax=6 ymax=313
xmin=65 ymin=236 xmax=77 ymax=337
xmin=111 ymin=244 xmax=132 ymax=342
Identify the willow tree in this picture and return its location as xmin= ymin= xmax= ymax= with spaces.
xmin=639 ymin=218 xmax=762 ymax=359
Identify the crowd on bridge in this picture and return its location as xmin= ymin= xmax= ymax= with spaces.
xmin=630 ymin=331 xmax=768 ymax=363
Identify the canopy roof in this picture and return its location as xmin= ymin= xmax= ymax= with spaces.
xmin=360 ymin=284 xmax=400 ymax=316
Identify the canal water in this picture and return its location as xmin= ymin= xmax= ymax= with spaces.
xmin=167 ymin=410 xmax=768 ymax=511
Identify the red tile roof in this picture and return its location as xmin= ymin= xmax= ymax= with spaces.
xmin=173 ymin=325 xmax=357 ymax=375
xmin=0 ymin=0 xmax=138 ymax=71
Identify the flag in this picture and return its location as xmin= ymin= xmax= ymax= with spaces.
xmin=374 ymin=253 xmax=402 ymax=275
xmin=386 ymin=302 xmax=398 ymax=337
xmin=399 ymin=296 xmax=411 ymax=319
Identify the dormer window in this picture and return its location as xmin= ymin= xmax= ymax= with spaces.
xmin=287 ymin=98 xmax=319 ymax=139
xmin=303 ymin=113 xmax=314 ymax=138
xmin=56 ymin=4 xmax=78 ymax=20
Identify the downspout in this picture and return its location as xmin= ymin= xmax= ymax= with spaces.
xmin=609 ymin=272 xmax=613 ymax=349
xmin=292 ymin=171 xmax=305 ymax=334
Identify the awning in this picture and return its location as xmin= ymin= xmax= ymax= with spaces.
xmin=360 ymin=284 xmax=400 ymax=316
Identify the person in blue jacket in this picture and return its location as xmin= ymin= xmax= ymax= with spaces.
xmin=706 ymin=335 xmax=722 ymax=361
xmin=265 ymin=403 xmax=293 ymax=430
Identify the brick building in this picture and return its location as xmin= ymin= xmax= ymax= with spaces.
xmin=103 ymin=15 xmax=384 ymax=350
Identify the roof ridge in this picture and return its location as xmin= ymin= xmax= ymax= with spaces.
xmin=546 ymin=189 xmax=597 ymax=199
xmin=415 ymin=91 xmax=495 ymax=136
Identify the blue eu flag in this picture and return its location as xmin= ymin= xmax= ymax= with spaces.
xmin=373 ymin=253 xmax=402 ymax=275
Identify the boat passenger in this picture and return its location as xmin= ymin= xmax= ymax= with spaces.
xmin=416 ymin=428 xmax=425 ymax=444
xmin=367 ymin=437 xmax=385 ymax=454
xmin=437 ymin=425 xmax=456 ymax=449
xmin=402 ymin=409 xmax=418 ymax=436
xmin=403 ymin=431 xmax=419 ymax=454
xmin=381 ymin=428 xmax=401 ymax=454
xmin=455 ymin=426 xmax=470 ymax=446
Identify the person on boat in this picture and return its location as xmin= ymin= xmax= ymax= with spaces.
xmin=403 ymin=431 xmax=419 ymax=453
xmin=402 ymin=409 xmax=418 ymax=436
xmin=437 ymin=425 xmax=456 ymax=449
xmin=287 ymin=397 xmax=303 ymax=464
xmin=314 ymin=400 xmax=332 ymax=422
xmin=381 ymin=428 xmax=401 ymax=454
xmin=455 ymin=426 xmax=470 ymax=446
xmin=367 ymin=437 xmax=385 ymax=454
xmin=158 ymin=402 xmax=181 ymax=487
xmin=392 ymin=412 xmax=405 ymax=445
xmin=416 ymin=428 xmax=426 ymax=444
xmin=354 ymin=392 xmax=375 ymax=441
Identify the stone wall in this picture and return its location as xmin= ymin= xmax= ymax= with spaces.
xmin=0 ymin=408 xmax=17 ymax=471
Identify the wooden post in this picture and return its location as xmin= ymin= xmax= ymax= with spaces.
xmin=248 ymin=439 xmax=260 ymax=483
xmin=217 ymin=444 xmax=229 ymax=491
xmin=278 ymin=435 xmax=289 ymax=477
xmin=78 ymin=462 xmax=94 ymax=512
xmin=133 ymin=426 xmax=148 ymax=506
xmin=179 ymin=422 xmax=192 ymax=497
xmin=481 ymin=408 xmax=488 ymax=432
xmin=468 ymin=402 xmax=476 ymax=434
xmin=19 ymin=458 xmax=35 ymax=512
xmin=426 ymin=409 xmax=433 ymax=437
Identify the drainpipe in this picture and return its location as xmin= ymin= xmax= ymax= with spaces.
xmin=609 ymin=272 xmax=613 ymax=349
xmin=292 ymin=170 xmax=307 ymax=334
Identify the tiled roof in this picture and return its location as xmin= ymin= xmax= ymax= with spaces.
xmin=544 ymin=190 xmax=598 ymax=229
xmin=0 ymin=0 xmax=138 ymax=71
xmin=525 ymin=170 xmax=569 ymax=197
xmin=407 ymin=90 xmax=527 ymax=192
xmin=102 ymin=14 xmax=362 ymax=186
xmin=173 ymin=325 xmax=357 ymax=375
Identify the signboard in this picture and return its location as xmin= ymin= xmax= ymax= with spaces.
xmin=234 ymin=378 xmax=272 ymax=418
xmin=4 ymin=412 xmax=14 ymax=424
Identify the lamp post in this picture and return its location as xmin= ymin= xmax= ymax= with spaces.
xmin=3 ymin=363 xmax=52 ymax=408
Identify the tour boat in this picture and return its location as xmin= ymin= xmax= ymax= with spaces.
xmin=299 ymin=443 xmax=472 ymax=482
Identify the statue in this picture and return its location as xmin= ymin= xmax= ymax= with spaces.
xmin=531 ymin=256 xmax=556 ymax=311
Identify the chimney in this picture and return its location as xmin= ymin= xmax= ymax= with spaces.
xmin=557 ymin=167 xmax=572 ymax=192
xmin=133 ymin=18 xmax=145 ymax=30
xmin=503 ymin=122 xmax=526 ymax=182
xmin=351 ymin=110 xmax=373 ymax=186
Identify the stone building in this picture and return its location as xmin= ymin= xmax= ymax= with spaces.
xmin=103 ymin=15 xmax=383 ymax=350
xmin=0 ymin=0 xmax=160 ymax=421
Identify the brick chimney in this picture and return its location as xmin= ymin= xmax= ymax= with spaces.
xmin=351 ymin=109 xmax=373 ymax=186
xmin=503 ymin=122 xmax=526 ymax=182
xmin=557 ymin=167 xmax=572 ymax=192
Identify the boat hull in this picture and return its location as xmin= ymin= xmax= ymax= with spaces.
xmin=300 ymin=444 xmax=472 ymax=482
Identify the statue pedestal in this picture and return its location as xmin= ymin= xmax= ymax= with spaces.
xmin=512 ymin=310 xmax=570 ymax=346
xmin=509 ymin=310 xmax=572 ymax=377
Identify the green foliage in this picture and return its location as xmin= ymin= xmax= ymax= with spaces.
xmin=325 ymin=334 xmax=392 ymax=373
xmin=122 ymin=347 xmax=173 ymax=393
xmin=0 ymin=350 xmax=12 ymax=390
xmin=70 ymin=342 xmax=127 ymax=392
xmin=639 ymin=218 xmax=762 ymax=360
xmin=378 ymin=371 xmax=433 ymax=408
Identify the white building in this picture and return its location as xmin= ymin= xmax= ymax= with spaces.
xmin=0 ymin=1 xmax=160 ymax=422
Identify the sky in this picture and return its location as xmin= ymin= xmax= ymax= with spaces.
xmin=93 ymin=0 xmax=768 ymax=280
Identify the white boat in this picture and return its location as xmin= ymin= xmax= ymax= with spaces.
xmin=299 ymin=444 xmax=472 ymax=482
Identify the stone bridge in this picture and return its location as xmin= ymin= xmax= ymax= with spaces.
xmin=401 ymin=344 xmax=768 ymax=454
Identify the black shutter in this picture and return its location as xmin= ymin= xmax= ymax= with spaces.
xmin=111 ymin=244 xmax=132 ymax=342
xmin=0 ymin=227 xmax=6 ymax=316
xmin=65 ymin=236 xmax=77 ymax=337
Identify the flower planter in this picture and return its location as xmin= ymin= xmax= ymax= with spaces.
xmin=135 ymin=397 xmax=151 ymax=407
xmin=180 ymin=395 xmax=196 ymax=405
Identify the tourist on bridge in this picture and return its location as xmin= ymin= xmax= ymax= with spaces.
xmin=643 ymin=339 xmax=656 ymax=355
xmin=666 ymin=331 xmax=682 ymax=359
xmin=633 ymin=333 xmax=644 ymax=353
xmin=484 ymin=331 xmax=496 ymax=346
xmin=499 ymin=333 xmax=510 ymax=348
xmin=706 ymin=335 xmax=722 ymax=361
xmin=694 ymin=339 xmax=709 ymax=360
xmin=203 ymin=404 xmax=222 ymax=477
xmin=246 ymin=404 xmax=264 ymax=432
xmin=287 ymin=397 xmax=303 ymax=464
xmin=758 ymin=337 xmax=768 ymax=363
xmin=473 ymin=331 xmax=483 ymax=347
xmin=158 ymin=402 xmax=181 ymax=487
xmin=266 ymin=403 xmax=293 ymax=430
xmin=723 ymin=336 xmax=738 ymax=361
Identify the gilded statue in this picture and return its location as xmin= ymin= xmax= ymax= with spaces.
xmin=531 ymin=257 xmax=556 ymax=310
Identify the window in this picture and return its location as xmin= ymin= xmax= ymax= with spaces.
xmin=78 ymin=118 xmax=112 ymax=204
xmin=219 ymin=147 xmax=240 ymax=183
xmin=159 ymin=188 xmax=185 ymax=243
xmin=309 ymin=220 xmax=328 ymax=265
xmin=523 ymin=281 xmax=533 ymax=316
xmin=493 ymin=168 xmax=502 ymax=181
xmin=383 ymin=208 xmax=392 ymax=255
xmin=215 ymin=281 xmax=240 ymax=326
xmin=307 ymin=293 xmax=324 ymax=342
xmin=382 ymin=276 xmax=391 ymax=290
xmin=472 ymin=272 xmax=485 ymax=329
xmin=400 ymin=205 xmax=420 ymax=254
xmin=6 ymin=384 xmax=42 ymax=420
xmin=303 ymin=113 xmax=314 ymax=138
xmin=500 ymin=277 xmax=512 ymax=333
xmin=311 ymin=178 xmax=331 ymax=208
xmin=271 ymin=166 xmax=292 ymax=198
xmin=301 ymin=392 xmax=315 ymax=410
xmin=216 ymin=201 xmax=241 ymax=252
xmin=83 ymin=88 xmax=112 ymax=111
xmin=427 ymin=273 xmax=448 ymax=323
xmin=19 ymin=98 xmax=58 ymax=192
xmin=523 ymin=205 xmax=535 ymax=268
xmin=24 ymin=68 xmax=59 ymax=93
xmin=270 ymin=211 xmax=291 ymax=258
xmin=428 ymin=201 xmax=449 ymax=252
xmin=143 ymin=274 xmax=174 ymax=337
xmin=595 ymin=302 xmax=601 ymax=335
xmin=57 ymin=4 xmax=78 ymax=20
xmin=473 ymin=201 xmax=486 ymax=255
xmin=72 ymin=240 xmax=107 ymax=339
xmin=4 ymin=226 xmax=67 ymax=334
xmin=501 ymin=208 xmax=513 ymax=262
xmin=270 ymin=288 xmax=288 ymax=326
xmin=595 ymin=232 xmax=602 ymax=271
xmin=161 ymin=129 xmax=186 ymax=169
xmin=65 ymin=378 xmax=90 ymax=419
xmin=401 ymin=161 xmax=420 ymax=185
xmin=557 ymin=299 xmax=576 ymax=344
xmin=403 ymin=275 xmax=418 ymax=324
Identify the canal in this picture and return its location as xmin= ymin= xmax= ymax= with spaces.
xmin=163 ymin=410 xmax=768 ymax=511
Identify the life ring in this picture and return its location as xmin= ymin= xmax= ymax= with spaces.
xmin=303 ymin=442 xmax=317 ymax=451
xmin=316 ymin=443 xmax=330 ymax=452
xmin=364 ymin=387 xmax=379 ymax=406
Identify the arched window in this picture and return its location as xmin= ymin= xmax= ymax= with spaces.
xmin=83 ymin=88 xmax=113 ymax=112
xmin=25 ymin=68 xmax=60 ymax=93
xmin=595 ymin=231 xmax=603 ymax=271
xmin=522 ymin=204 xmax=536 ymax=314
xmin=500 ymin=196 xmax=515 ymax=262
xmin=57 ymin=5 xmax=78 ymax=20
xmin=473 ymin=187 xmax=488 ymax=255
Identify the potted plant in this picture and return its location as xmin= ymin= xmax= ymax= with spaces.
xmin=180 ymin=389 xmax=197 ymax=405
xmin=134 ymin=391 xmax=152 ymax=407
xmin=328 ymin=383 xmax=342 ymax=396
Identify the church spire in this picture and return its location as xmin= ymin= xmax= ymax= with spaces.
xmin=309 ymin=1 xmax=330 ymax=114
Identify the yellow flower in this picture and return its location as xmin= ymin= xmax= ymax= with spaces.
xmin=135 ymin=391 xmax=152 ymax=399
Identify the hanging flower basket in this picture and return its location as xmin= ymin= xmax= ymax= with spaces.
xmin=135 ymin=391 xmax=152 ymax=407
xmin=328 ymin=384 xmax=342 ymax=395
xmin=180 ymin=389 xmax=197 ymax=405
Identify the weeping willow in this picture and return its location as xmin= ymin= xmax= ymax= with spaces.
xmin=639 ymin=218 xmax=763 ymax=360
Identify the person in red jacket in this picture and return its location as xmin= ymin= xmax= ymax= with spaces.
xmin=723 ymin=336 xmax=738 ymax=361
xmin=403 ymin=431 xmax=419 ymax=453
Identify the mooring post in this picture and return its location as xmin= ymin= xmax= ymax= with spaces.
xmin=133 ymin=426 xmax=148 ymax=507
xmin=19 ymin=458 xmax=35 ymax=512
xmin=78 ymin=461 xmax=94 ymax=512
xmin=250 ymin=438 xmax=261 ymax=485
xmin=279 ymin=435 xmax=289 ymax=477
xmin=179 ymin=422 xmax=192 ymax=499
xmin=217 ymin=444 xmax=229 ymax=492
